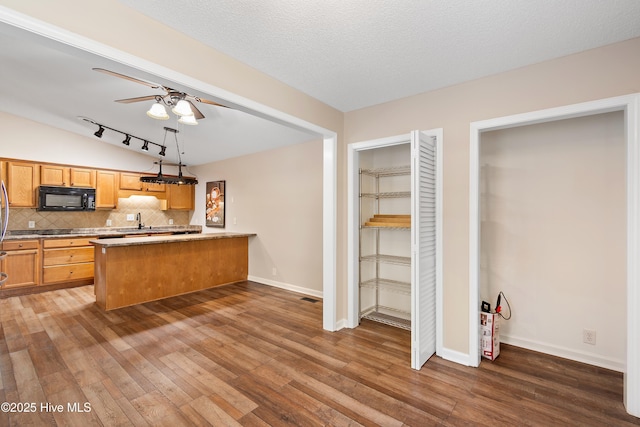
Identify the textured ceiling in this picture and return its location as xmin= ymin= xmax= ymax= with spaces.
xmin=120 ymin=0 xmax=640 ymax=112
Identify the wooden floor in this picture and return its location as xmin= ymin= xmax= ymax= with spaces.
xmin=0 ymin=281 xmax=638 ymax=426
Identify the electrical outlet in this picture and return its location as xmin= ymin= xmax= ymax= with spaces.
xmin=106 ymin=219 xmax=112 ymax=227
xmin=28 ymin=220 xmax=35 ymax=229
xmin=583 ymin=329 xmax=596 ymax=345
xmin=126 ymin=214 xmax=135 ymax=221
xmin=272 ymin=267 xmax=277 ymax=276
xmin=168 ymin=219 xmax=174 ymax=225
xmin=233 ymin=217 xmax=237 ymax=225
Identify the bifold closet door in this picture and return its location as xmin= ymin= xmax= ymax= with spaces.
xmin=411 ymin=130 xmax=437 ymax=370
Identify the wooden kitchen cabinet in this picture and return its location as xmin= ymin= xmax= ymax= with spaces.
xmin=40 ymin=164 xmax=68 ymax=186
xmin=70 ymin=167 xmax=96 ymax=187
xmin=119 ymin=172 xmax=143 ymax=191
xmin=141 ymin=179 xmax=166 ymax=193
xmin=96 ymin=170 xmax=117 ymax=208
xmin=41 ymin=165 xmax=96 ymax=187
xmin=42 ymin=237 xmax=96 ymax=285
xmin=167 ymin=184 xmax=195 ymax=210
xmin=6 ymin=161 xmax=39 ymax=207
xmin=1 ymin=240 xmax=40 ymax=288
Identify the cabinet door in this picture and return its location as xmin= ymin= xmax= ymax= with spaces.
xmin=7 ymin=161 xmax=38 ymax=207
xmin=119 ymin=172 xmax=143 ymax=191
xmin=167 ymin=184 xmax=194 ymax=210
xmin=40 ymin=165 xmax=69 ymax=186
xmin=96 ymin=170 xmax=117 ymax=209
xmin=1 ymin=245 xmax=39 ymax=289
xmin=70 ymin=168 xmax=96 ymax=187
xmin=142 ymin=181 xmax=166 ymax=193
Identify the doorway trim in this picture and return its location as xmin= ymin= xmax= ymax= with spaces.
xmin=469 ymin=93 xmax=640 ymax=417
xmin=347 ymin=131 xmax=444 ymax=357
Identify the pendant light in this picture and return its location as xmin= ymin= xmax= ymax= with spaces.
xmin=139 ymin=127 xmax=198 ymax=185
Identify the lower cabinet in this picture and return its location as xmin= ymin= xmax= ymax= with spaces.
xmin=0 ymin=240 xmax=40 ymax=288
xmin=42 ymin=237 xmax=96 ymax=284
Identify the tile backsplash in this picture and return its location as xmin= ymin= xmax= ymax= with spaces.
xmin=7 ymin=196 xmax=190 ymax=231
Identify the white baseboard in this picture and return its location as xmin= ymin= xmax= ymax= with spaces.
xmin=439 ymin=347 xmax=476 ymax=367
xmin=501 ymin=335 xmax=625 ymax=372
xmin=247 ymin=275 xmax=323 ymax=299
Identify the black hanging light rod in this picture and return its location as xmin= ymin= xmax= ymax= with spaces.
xmin=80 ymin=117 xmax=167 ymax=156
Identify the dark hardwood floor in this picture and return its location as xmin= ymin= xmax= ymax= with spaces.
xmin=0 ymin=281 xmax=638 ymax=426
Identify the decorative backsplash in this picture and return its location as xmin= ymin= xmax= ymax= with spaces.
xmin=7 ymin=196 xmax=190 ymax=231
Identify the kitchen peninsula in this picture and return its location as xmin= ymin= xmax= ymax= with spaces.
xmin=91 ymin=232 xmax=255 ymax=310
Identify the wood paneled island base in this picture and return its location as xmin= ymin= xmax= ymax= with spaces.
xmin=92 ymin=233 xmax=254 ymax=310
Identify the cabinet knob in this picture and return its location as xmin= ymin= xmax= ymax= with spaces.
xmin=18 ymin=243 xmax=23 ymax=248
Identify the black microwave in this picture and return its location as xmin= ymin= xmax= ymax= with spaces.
xmin=38 ymin=186 xmax=96 ymax=211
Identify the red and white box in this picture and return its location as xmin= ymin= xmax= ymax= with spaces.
xmin=480 ymin=312 xmax=500 ymax=360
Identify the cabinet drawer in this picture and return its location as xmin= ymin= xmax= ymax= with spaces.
xmin=43 ymin=247 xmax=94 ymax=266
xmin=2 ymin=240 xmax=39 ymax=251
xmin=43 ymin=237 xmax=96 ymax=248
xmin=43 ymin=262 xmax=94 ymax=284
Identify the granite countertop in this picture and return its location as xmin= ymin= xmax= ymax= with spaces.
xmin=90 ymin=232 xmax=256 ymax=247
xmin=3 ymin=225 xmax=203 ymax=240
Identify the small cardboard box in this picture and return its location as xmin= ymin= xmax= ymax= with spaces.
xmin=480 ymin=312 xmax=500 ymax=360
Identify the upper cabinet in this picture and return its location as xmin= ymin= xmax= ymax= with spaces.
xmin=95 ymin=170 xmax=118 ymax=209
xmin=7 ymin=161 xmax=39 ymax=207
xmin=167 ymin=184 xmax=195 ymax=210
xmin=41 ymin=165 xmax=95 ymax=187
xmin=70 ymin=168 xmax=96 ymax=187
xmin=1 ymin=158 xmax=195 ymax=211
xmin=40 ymin=165 xmax=67 ymax=186
xmin=119 ymin=172 xmax=143 ymax=191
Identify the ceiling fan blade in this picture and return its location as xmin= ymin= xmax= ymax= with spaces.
xmin=115 ymin=95 xmax=158 ymax=104
xmin=187 ymin=100 xmax=205 ymax=119
xmin=194 ymin=96 xmax=229 ymax=108
xmin=93 ymin=68 xmax=164 ymax=90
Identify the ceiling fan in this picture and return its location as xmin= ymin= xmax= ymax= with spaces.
xmin=93 ymin=68 xmax=227 ymax=122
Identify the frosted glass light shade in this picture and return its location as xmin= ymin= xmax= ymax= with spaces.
xmin=171 ymin=99 xmax=193 ymax=117
xmin=178 ymin=114 xmax=198 ymax=125
xmin=147 ymin=102 xmax=169 ymax=120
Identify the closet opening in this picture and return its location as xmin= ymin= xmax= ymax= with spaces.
xmin=469 ymin=93 xmax=640 ymax=417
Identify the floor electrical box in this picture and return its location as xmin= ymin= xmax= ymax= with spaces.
xmin=481 ymin=312 xmax=500 ymax=360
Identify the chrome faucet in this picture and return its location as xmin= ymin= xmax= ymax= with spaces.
xmin=136 ymin=212 xmax=144 ymax=229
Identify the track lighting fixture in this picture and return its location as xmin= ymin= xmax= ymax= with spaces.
xmin=81 ymin=118 xmax=172 ymax=158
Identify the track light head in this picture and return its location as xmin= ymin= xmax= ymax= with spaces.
xmin=141 ymin=141 xmax=149 ymax=151
xmin=94 ymin=126 xmax=104 ymax=138
xmin=159 ymin=146 xmax=166 ymax=156
xmin=122 ymin=134 xmax=131 ymax=146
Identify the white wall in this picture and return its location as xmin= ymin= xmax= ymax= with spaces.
xmin=192 ymin=139 xmax=324 ymax=296
xmin=479 ymin=111 xmax=626 ymax=370
xmin=0 ymin=112 xmax=158 ymax=172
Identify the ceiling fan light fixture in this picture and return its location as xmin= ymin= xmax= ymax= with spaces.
xmin=147 ymin=102 xmax=169 ymax=120
xmin=178 ymin=114 xmax=198 ymax=126
xmin=171 ymin=99 xmax=193 ymax=117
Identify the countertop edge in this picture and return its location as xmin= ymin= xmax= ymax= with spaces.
xmin=90 ymin=232 xmax=256 ymax=247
